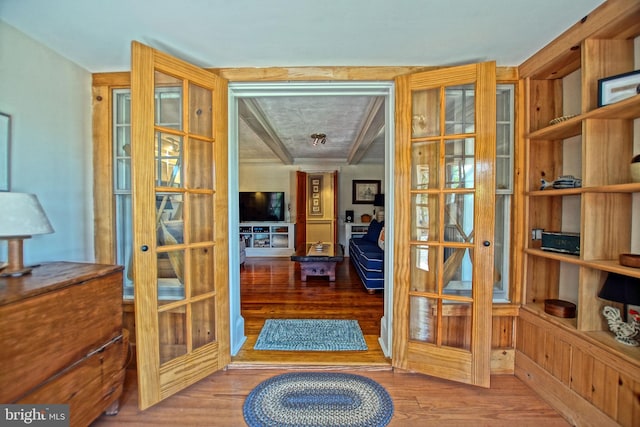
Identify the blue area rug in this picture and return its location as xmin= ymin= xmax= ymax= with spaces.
xmin=243 ymin=372 xmax=394 ymax=427
xmin=254 ymin=319 xmax=368 ymax=351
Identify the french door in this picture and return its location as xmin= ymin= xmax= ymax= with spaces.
xmin=131 ymin=41 xmax=230 ymax=409
xmin=392 ymin=62 xmax=496 ymax=387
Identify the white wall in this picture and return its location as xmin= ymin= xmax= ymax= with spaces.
xmin=0 ymin=21 xmax=94 ymax=264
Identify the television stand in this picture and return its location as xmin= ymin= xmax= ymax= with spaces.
xmin=239 ymin=222 xmax=295 ymax=257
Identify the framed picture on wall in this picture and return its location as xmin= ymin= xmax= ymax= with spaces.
xmin=308 ymin=175 xmax=323 ymax=216
xmin=0 ymin=112 xmax=10 ymax=192
xmin=352 ymin=180 xmax=380 ymax=204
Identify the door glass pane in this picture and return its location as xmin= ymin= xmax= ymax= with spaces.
xmin=157 ymin=193 xmax=184 ymax=240
xmin=444 ymin=138 xmax=474 ymax=189
xmin=189 ymin=193 xmax=214 ymax=243
xmin=159 ymin=307 xmax=187 ymax=364
xmin=157 ymin=250 xmax=184 ymax=304
xmin=411 ymin=193 xmax=439 ymax=241
xmin=154 ymin=71 xmax=182 ymax=129
xmin=412 ymin=88 xmax=440 ymax=138
xmin=155 ymin=132 xmax=182 ymax=187
xmin=410 ymin=245 xmax=437 ymax=293
xmin=444 ymin=193 xmax=474 ymax=243
xmin=441 ymin=300 xmax=472 ymax=351
xmin=411 ymin=141 xmax=439 ymax=189
xmin=189 ymin=83 xmax=212 ymax=138
xmin=192 ymin=297 xmax=216 ymax=350
xmin=190 ymin=246 xmax=215 ymax=298
xmin=409 ymin=296 xmax=436 ymax=343
xmin=187 ymin=137 xmax=213 ymax=189
xmin=114 ymin=90 xmax=132 ymax=191
xmin=442 ymin=245 xmax=472 ymax=296
xmin=445 ymin=85 xmax=474 ymax=134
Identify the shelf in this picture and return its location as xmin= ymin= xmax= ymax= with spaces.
xmin=524 ymin=248 xmax=583 ymax=266
xmin=528 ymin=188 xmax=582 ymax=197
xmin=528 ymin=183 xmax=640 ymax=196
xmin=528 ymin=94 xmax=640 ymax=140
xmin=587 ymin=259 xmax=640 ymax=279
xmin=525 ymin=249 xmax=640 ymax=279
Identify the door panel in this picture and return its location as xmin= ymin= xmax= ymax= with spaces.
xmin=131 ymin=41 xmax=229 ymax=410
xmin=393 ymin=62 xmax=495 ymax=387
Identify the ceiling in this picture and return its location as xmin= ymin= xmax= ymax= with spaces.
xmin=1 ymin=0 xmax=604 ymax=165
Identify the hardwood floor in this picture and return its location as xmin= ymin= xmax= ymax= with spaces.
xmin=93 ymin=369 xmax=569 ymax=426
xmin=232 ymin=256 xmax=388 ymax=366
xmin=92 ymin=257 xmax=569 ymax=426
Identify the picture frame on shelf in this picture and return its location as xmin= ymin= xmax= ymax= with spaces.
xmin=597 ymin=69 xmax=640 ymax=107
xmin=352 ymin=180 xmax=380 ymax=204
xmin=0 ymin=112 xmax=10 ymax=192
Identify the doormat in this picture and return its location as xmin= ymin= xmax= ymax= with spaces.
xmin=243 ymin=372 xmax=393 ymax=427
xmin=254 ymin=319 xmax=368 ymax=351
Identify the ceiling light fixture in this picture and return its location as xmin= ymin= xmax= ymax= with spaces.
xmin=310 ymin=133 xmax=326 ymax=146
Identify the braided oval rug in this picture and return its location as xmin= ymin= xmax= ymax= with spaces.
xmin=243 ymin=372 xmax=393 ymax=427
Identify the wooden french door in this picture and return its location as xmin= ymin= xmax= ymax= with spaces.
xmin=131 ymin=41 xmax=230 ymax=409
xmin=392 ymin=62 xmax=496 ymax=387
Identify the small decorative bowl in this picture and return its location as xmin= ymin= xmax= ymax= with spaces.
xmin=620 ymin=253 xmax=640 ymax=268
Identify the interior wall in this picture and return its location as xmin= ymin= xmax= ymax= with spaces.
xmin=238 ymin=162 xmax=384 ymax=249
xmin=0 ymin=21 xmax=94 ymax=264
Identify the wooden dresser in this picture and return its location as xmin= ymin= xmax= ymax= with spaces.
xmin=0 ymin=262 xmax=127 ymax=427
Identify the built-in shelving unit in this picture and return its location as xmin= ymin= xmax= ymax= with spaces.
xmin=240 ymin=222 xmax=295 ymax=257
xmin=516 ymin=1 xmax=640 ymax=426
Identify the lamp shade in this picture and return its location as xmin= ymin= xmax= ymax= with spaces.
xmin=598 ymin=272 xmax=640 ymax=306
xmin=373 ymin=193 xmax=385 ymax=207
xmin=0 ymin=193 xmax=54 ymax=237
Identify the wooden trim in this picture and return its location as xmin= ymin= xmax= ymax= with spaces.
xmin=92 ymin=85 xmax=116 ymax=264
xmin=92 ymin=66 xmax=518 ymax=86
xmin=515 ymin=351 xmax=619 ymax=427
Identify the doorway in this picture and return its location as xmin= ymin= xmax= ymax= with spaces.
xmin=227 ymin=81 xmax=395 ymax=358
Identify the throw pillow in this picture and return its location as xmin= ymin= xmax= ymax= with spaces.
xmin=378 ymin=227 xmax=385 ymax=250
xmin=365 ymin=219 xmax=384 ymax=243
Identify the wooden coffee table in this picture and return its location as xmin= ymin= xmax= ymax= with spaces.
xmin=291 ymin=243 xmax=344 ymax=281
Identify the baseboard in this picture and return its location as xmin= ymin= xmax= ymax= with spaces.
xmin=515 ymin=350 xmax=618 ymax=427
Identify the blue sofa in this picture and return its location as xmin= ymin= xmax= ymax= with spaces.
xmin=349 ymin=220 xmax=384 ymax=292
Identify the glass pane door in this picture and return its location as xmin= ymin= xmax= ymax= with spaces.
xmin=132 ymin=41 xmax=229 ymax=410
xmin=394 ymin=62 xmax=495 ymax=387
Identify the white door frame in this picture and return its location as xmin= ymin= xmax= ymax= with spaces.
xmin=227 ymin=81 xmax=395 ymax=358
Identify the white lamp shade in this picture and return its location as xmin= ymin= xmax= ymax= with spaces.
xmin=0 ymin=193 xmax=54 ymax=237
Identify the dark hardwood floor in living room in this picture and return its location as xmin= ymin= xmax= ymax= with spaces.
xmin=231 ymin=256 xmax=389 ymax=366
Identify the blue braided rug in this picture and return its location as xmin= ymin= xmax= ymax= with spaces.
xmin=243 ymin=372 xmax=394 ymax=427
xmin=254 ymin=319 xmax=368 ymax=351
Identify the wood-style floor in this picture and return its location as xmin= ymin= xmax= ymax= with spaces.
xmin=232 ymin=256 xmax=388 ymax=366
xmin=92 ymin=257 xmax=569 ymax=426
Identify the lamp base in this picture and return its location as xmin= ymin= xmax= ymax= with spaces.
xmin=1 ymin=237 xmax=33 ymax=277
xmin=0 ymin=265 xmax=33 ymax=277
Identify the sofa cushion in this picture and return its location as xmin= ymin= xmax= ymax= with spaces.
xmin=364 ymin=220 xmax=384 ymax=243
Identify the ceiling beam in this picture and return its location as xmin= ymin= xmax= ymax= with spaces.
xmin=347 ymin=97 xmax=385 ymax=165
xmin=238 ymin=99 xmax=294 ymax=165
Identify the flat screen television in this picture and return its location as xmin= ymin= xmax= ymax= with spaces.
xmin=239 ymin=191 xmax=285 ymax=222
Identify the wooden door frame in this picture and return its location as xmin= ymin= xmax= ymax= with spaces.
xmin=92 ymin=66 xmax=520 ymax=366
xmin=228 ymin=81 xmax=396 ymax=358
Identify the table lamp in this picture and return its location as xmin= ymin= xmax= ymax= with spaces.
xmin=598 ymin=272 xmax=640 ymax=346
xmin=0 ymin=192 xmax=54 ymax=277
xmin=373 ymin=193 xmax=385 ymax=222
